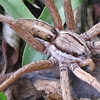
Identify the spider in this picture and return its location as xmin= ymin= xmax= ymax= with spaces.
xmin=0 ymin=0 xmax=100 ymax=100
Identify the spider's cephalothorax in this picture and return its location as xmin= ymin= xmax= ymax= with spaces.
xmin=50 ymin=31 xmax=90 ymax=61
xmin=47 ymin=30 xmax=94 ymax=72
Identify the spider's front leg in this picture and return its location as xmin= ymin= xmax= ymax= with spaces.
xmin=0 ymin=14 xmax=45 ymax=52
xmin=44 ymin=0 xmax=62 ymax=30
xmin=0 ymin=14 xmax=58 ymax=53
xmin=63 ymin=0 xmax=75 ymax=30
xmin=0 ymin=57 xmax=58 ymax=92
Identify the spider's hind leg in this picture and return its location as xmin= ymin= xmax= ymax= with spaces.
xmin=70 ymin=63 xmax=100 ymax=93
xmin=0 ymin=57 xmax=58 ymax=92
xmin=80 ymin=22 xmax=100 ymax=40
xmin=59 ymin=62 xmax=73 ymax=100
xmin=87 ymin=41 xmax=100 ymax=54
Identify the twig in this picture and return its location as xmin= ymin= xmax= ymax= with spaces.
xmin=33 ymin=75 xmax=62 ymax=99
xmin=4 ymin=74 xmax=62 ymax=100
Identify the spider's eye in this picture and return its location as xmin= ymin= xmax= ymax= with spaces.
xmin=73 ymin=53 xmax=78 ymax=57
xmin=78 ymin=52 xmax=87 ymax=57
xmin=46 ymin=35 xmax=52 ymax=42
xmin=51 ymin=28 xmax=58 ymax=35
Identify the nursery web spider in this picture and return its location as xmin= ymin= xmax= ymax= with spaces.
xmin=0 ymin=0 xmax=100 ymax=100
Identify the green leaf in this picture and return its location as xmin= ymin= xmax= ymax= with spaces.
xmin=22 ymin=45 xmax=48 ymax=65
xmin=39 ymin=7 xmax=53 ymax=25
xmin=0 ymin=0 xmax=34 ymax=19
xmin=71 ymin=0 xmax=84 ymax=10
xmin=26 ymin=0 xmax=33 ymax=5
xmin=0 ymin=92 xmax=7 ymax=100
